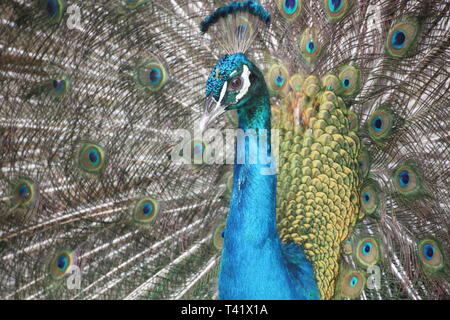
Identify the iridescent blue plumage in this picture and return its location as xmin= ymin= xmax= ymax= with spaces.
xmin=47 ymin=0 xmax=58 ymax=18
xmin=204 ymin=53 xmax=319 ymax=300
xmin=18 ymin=184 xmax=30 ymax=199
xmin=57 ymin=255 xmax=68 ymax=270
xmin=423 ymin=244 xmax=435 ymax=261
xmin=329 ymin=0 xmax=343 ymax=12
xmin=362 ymin=242 xmax=372 ymax=255
xmin=399 ymin=170 xmax=410 ymax=188
xmin=372 ymin=116 xmax=383 ymax=131
xmin=206 ymin=54 xmax=247 ymax=99
xmin=391 ymin=30 xmax=406 ymax=49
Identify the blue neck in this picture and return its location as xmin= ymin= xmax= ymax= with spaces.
xmin=230 ymin=94 xmax=276 ymax=246
xmin=218 ymin=89 xmax=316 ymax=299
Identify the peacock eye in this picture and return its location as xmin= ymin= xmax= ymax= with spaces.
xmin=349 ymin=276 xmax=358 ymax=287
xmin=49 ymin=250 xmax=73 ymax=280
xmin=12 ymin=178 xmax=37 ymax=208
xmin=132 ymin=198 xmax=159 ymax=225
xmin=78 ymin=143 xmax=106 ymax=175
xmin=362 ymin=241 xmax=372 ymax=255
xmin=354 ymin=237 xmax=380 ymax=267
xmin=229 ymin=76 xmax=243 ymax=91
xmin=212 ymin=222 xmax=226 ymax=251
xmin=418 ymin=239 xmax=444 ymax=272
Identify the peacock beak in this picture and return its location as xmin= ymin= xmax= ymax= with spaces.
xmin=199 ymin=94 xmax=227 ymax=132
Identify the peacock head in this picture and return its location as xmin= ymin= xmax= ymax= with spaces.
xmin=201 ymin=53 xmax=266 ymax=129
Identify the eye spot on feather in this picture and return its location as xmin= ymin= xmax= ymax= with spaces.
xmin=45 ymin=74 xmax=71 ymax=98
xmin=77 ymin=143 xmax=106 ymax=176
xmin=372 ymin=116 xmax=383 ymax=131
xmin=49 ymin=250 xmax=73 ymax=280
xmin=213 ymin=222 xmax=226 ymax=251
xmin=57 ymin=255 xmax=68 ymax=270
xmin=338 ymin=270 xmax=365 ymax=298
xmin=398 ymin=170 xmax=410 ymax=188
xmin=12 ymin=178 xmax=38 ymax=209
xmin=342 ymin=78 xmax=350 ymax=88
xmin=18 ymin=184 xmax=31 ymax=201
xmin=266 ymin=63 xmax=289 ymax=94
xmin=284 ymin=0 xmax=297 ymax=13
xmin=278 ymin=0 xmax=302 ymax=21
xmin=306 ymin=41 xmax=315 ymax=53
xmin=148 ymin=67 xmax=161 ymax=86
xmin=423 ymin=244 xmax=434 ymax=260
xmin=131 ymin=198 xmax=159 ymax=225
xmin=329 ymin=0 xmax=342 ymax=12
xmin=362 ymin=241 xmax=372 ymax=255
xmin=418 ymin=239 xmax=445 ymax=273
xmin=88 ymin=148 xmax=100 ymax=166
xmin=367 ymin=106 xmax=397 ymax=143
xmin=36 ymin=0 xmax=65 ymax=24
xmin=362 ymin=192 xmax=370 ymax=203
xmin=355 ymin=237 xmax=380 ymax=267
xmin=299 ymin=28 xmax=321 ymax=63
xmin=52 ymin=79 xmax=64 ymax=93
xmin=141 ymin=202 xmax=153 ymax=217
xmin=349 ymin=276 xmax=358 ymax=287
xmin=324 ymin=0 xmax=351 ymax=22
xmin=136 ymin=57 xmax=169 ymax=92
xmin=276 ymin=75 xmax=285 ymax=87
xmin=47 ymin=0 xmax=58 ymax=17
xmin=386 ymin=18 xmax=420 ymax=57
xmin=360 ymin=180 xmax=380 ymax=216
xmin=391 ymin=30 xmax=406 ymax=49
xmin=393 ymin=164 xmax=423 ymax=198
xmin=338 ymin=65 xmax=360 ymax=96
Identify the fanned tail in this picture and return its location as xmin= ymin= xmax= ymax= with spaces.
xmin=0 ymin=0 xmax=227 ymax=300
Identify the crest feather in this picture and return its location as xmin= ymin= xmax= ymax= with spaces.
xmin=200 ymin=0 xmax=271 ymax=54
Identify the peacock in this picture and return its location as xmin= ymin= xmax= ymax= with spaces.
xmin=0 ymin=0 xmax=448 ymax=300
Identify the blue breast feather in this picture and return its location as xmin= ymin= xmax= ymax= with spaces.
xmin=219 ymin=220 xmax=320 ymax=300
xmin=281 ymin=242 xmax=320 ymax=300
xmin=218 ymin=135 xmax=320 ymax=299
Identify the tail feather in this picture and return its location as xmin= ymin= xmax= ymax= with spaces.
xmin=0 ymin=0 xmax=448 ymax=300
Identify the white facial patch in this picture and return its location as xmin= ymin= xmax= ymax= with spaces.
xmin=229 ymin=70 xmax=238 ymax=77
xmin=217 ymin=81 xmax=228 ymax=108
xmin=235 ymin=65 xmax=251 ymax=102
